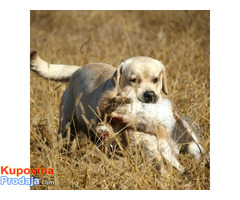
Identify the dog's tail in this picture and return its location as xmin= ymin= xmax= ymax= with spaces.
xmin=30 ymin=51 xmax=81 ymax=81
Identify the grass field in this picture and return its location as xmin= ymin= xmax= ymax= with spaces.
xmin=30 ymin=10 xmax=210 ymax=190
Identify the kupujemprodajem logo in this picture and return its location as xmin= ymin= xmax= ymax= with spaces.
xmin=0 ymin=166 xmax=54 ymax=187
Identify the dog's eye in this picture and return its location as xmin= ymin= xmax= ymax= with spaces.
xmin=130 ymin=78 xmax=136 ymax=83
xmin=153 ymin=78 xmax=158 ymax=84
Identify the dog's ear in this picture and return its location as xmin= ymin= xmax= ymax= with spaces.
xmin=111 ymin=62 xmax=124 ymax=87
xmin=113 ymin=58 xmax=132 ymax=85
xmin=155 ymin=60 xmax=168 ymax=95
xmin=162 ymin=68 xmax=168 ymax=95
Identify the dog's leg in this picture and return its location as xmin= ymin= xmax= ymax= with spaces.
xmin=58 ymin=85 xmax=81 ymax=140
xmin=58 ymin=100 xmax=73 ymax=137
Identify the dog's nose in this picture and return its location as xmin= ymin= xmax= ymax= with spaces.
xmin=143 ymin=91 xmax=157 ymax=103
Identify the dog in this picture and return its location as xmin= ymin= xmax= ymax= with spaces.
xmin=30 ymin=51 xmax=167 ymax=142
xmin=102 ymin=94 xmax=208 ymax=173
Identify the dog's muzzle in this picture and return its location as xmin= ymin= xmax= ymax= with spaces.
xmin=143 ymin=90 xmax=157 ymax=103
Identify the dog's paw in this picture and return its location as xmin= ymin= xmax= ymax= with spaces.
xmin=96 ymin=124 xmax=112 ymax=140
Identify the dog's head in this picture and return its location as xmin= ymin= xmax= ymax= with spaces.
xmin=115 ymin=56 xmax=168 ymax=103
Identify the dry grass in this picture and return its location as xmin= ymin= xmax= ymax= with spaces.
xmin=30 ymin=10 xmax=210 ymax=190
